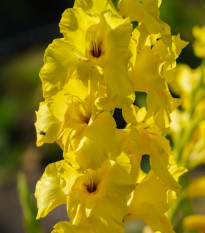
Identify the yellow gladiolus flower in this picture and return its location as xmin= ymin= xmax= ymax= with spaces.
xmin=35 ymin=85 xmax=118 ymax=170
xmin=35 ymin=160 xmax=82 ymax=219
xmin=61 ymin=110 xmax=117 ymax=170
xmin=58 ymin=0 xmax=134 ymax=108
xmin=65 ymin=160 xmax=136 ymax=226
xmin=35 ymin=159 xmax=136 ymax=231
xmin=35 ymin=102 xmax=61 ymax=147
xmin=34 ymin=1 xmax=188 ymax=232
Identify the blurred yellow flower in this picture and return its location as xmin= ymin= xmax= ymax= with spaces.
xmin=168 ymin=64 xmax=203 ymax=109
xmin=168 ymin=61 xmax=205 ymax=168
xmin=183 ymin=215 xmax=205 ymax=233
xmin=193 ymin=26 xmax=205 ymax=59
xmin=187 ymin=176 xmax=205 ymax=198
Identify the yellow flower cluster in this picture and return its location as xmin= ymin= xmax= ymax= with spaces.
xmin=34 ymin=0 xmax=187 ymax=232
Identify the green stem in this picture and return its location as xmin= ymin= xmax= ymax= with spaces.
xmin=167 ymin=189 xmax=186 ymax=222
xmin=168 ymin=173 xmax=197 ymax=233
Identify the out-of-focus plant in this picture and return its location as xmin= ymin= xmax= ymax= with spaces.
xmin=17 ymin=172 xmax=44 ymax=233
xmin=167 ymin=25 xmax=205 ymax=233
xmin=0 ymin=50 xmax=43 ymax=186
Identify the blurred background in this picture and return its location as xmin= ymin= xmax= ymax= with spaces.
xmin=0 ymin=0 xmax=205 ymax=233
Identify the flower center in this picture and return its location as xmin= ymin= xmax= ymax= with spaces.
xmin=80 ymin=113 xmax=91 ymax=124
xmin=86 ymin=27 xmax=103 ymax=59
xmin=87 ymin=182 xmax=97 ymax=193
xmin=79 ymin=102 xmax=91 ymax=124
xmin=86 ymin=171 xmax=97 ymax=193
xmin=91 ymin=41 xmax=101 ymax=58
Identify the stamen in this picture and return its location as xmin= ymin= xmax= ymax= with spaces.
xmin=92 ymin=41 xmax=101 ymax=58
xmin=87 ymin=171 xmax=96 ymax=193
xmin=81 ymin=101 xmax=91 ymax=124
xmin=87 ymin=30 xmax=102 ymax=58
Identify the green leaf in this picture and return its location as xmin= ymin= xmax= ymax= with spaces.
xmin=17 ymin=172 xmax=44 ymax=233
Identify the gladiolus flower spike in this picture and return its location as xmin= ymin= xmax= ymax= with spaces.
xmin=35 ymin=0 xmax=187 ymax=232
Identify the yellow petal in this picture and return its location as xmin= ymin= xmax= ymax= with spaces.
xmin=126 ymin=172 xmax=170 ymax=215
xmin=59 ymin=160 xmax=83 ymax=195
xmin=152 ymin=34 xmax=188 ymax=72
xmin=150 ymin=155 xmax=181 ymax=192
xmin=66 ymin=162 xmax=135 ymax=228
xmin=66 ymin=112 xmax=116 ymax=170
xmin=158 ymin=0 xmax=162 ymax=7
xmin=35 ymin=102 xmax=61 ymax=147
xmin=130 ymin=47 xmax=165 ymax=93
xmin=40 ymin=39 xmax=76 ymax=98
xmin=104 ymin=13 xmax=132 ymax=61
xmin=59 ymin=5 xmax=133 ymax=109
xmin=52 ymin=221 xmax=92 ymax=233
xmin=60 ymin=7 xmax=100 ymax=59
xmin=104 ymin=58 xmax=135 ymax=108
xmin=146 ymin=89 xmax=181 ymax=133
xmin=56 ymin=94 xmax=92 ymax=152
xmin=118 ymin=0 xmax=161 ymax=34
xmin=35 ymin=161 xmax=66 ymax=219
xmin=122 ymin=105 xmax=140 ymax=124
xmin=126 ymin=172 xmax=174 ymax=233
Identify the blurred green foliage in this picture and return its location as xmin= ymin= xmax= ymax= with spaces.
xmin=17 ymin=172 xmax=44 ymax=233
xmin=0 ymin=48 xmax=43 ymax=186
